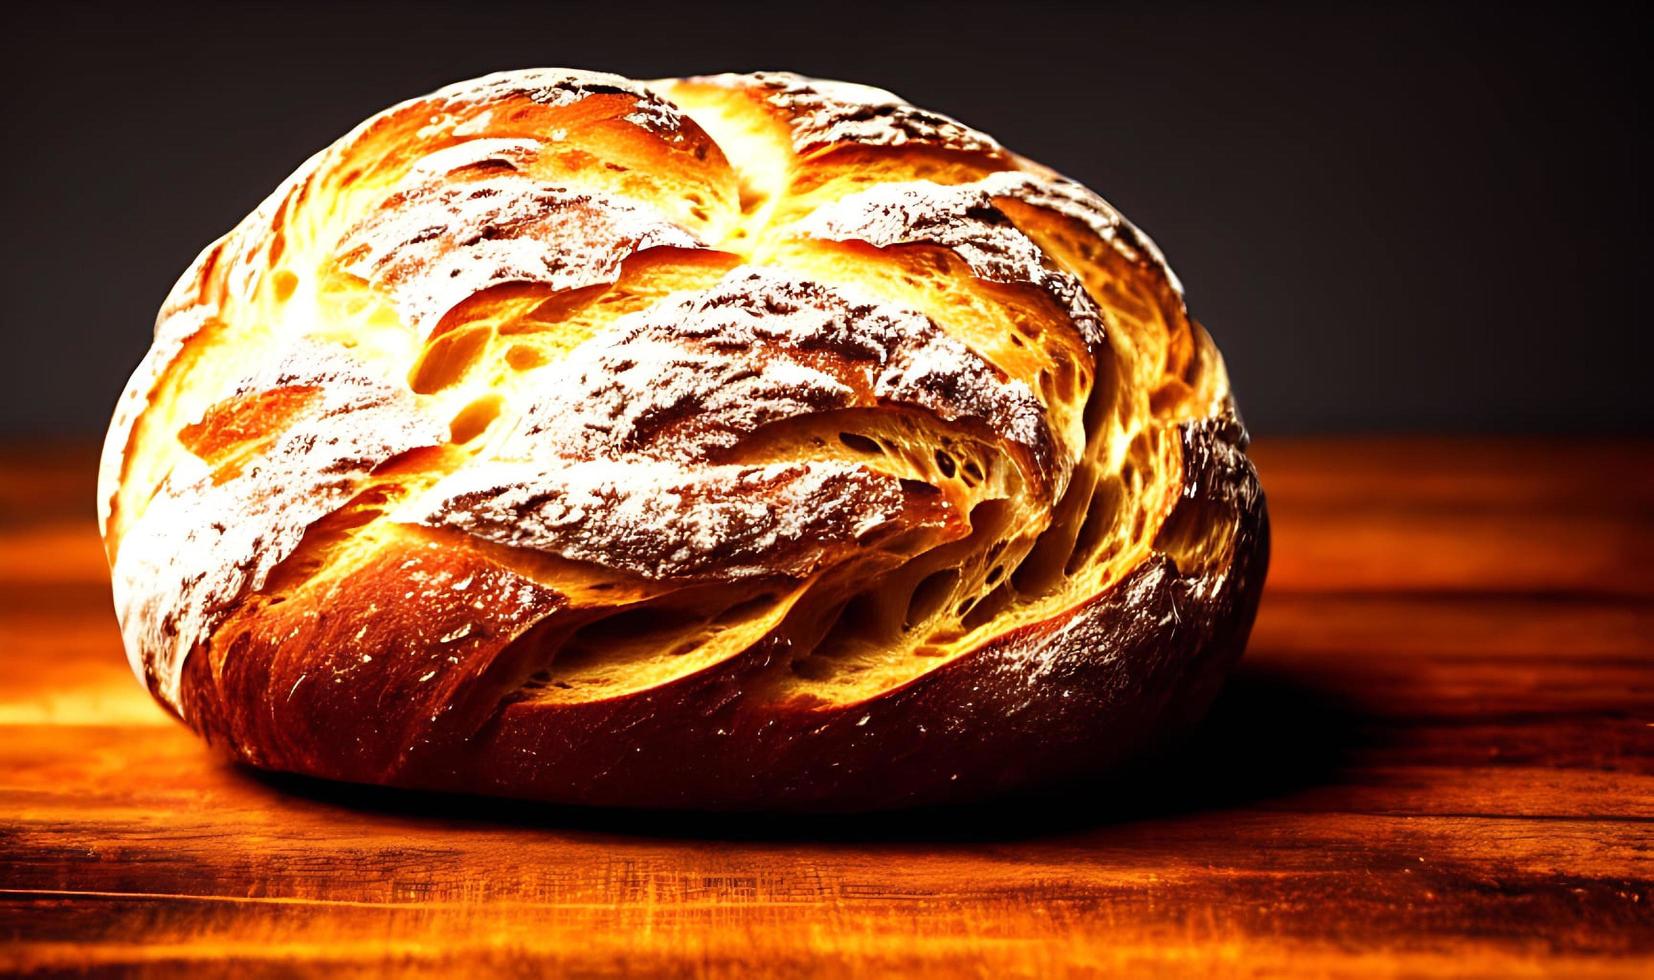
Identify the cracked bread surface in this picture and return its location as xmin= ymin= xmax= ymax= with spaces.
xmin=101 ymin=68 xmax=1267 ymax=811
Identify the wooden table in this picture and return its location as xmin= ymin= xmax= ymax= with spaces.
xmin=1 ymin=438 xmax=1650 ymax=977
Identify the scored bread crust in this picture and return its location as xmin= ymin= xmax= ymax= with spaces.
xmin=101 ymin=69 xmax=1268 ymax=811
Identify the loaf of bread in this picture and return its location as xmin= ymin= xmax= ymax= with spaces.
xmin=100 ymin=69 xmax=1267 ymax=810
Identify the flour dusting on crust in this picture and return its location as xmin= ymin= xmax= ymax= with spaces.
xmin=336 ymin=174 xmax=703 ymax=335
xmin=791 ymin=180 xmax=1106 ymax=350
xmin=401 ymin=264 xmax=1056 ymax=579
xmin=407 ymin=458 xmax=909 ymax=582
xmin=97 ymin=304 xmax=219 ymax=536
xmin=503 ymin=266 xmax=1054 ymax=479
xmin=111 ymin=344 xmax=445 ymax=709
xmin=407 ymin=137 xmax=545 ymax=180
xmin=690 ymin=72 xmax=1002 ymax=157
xmin=435 ymin=68 xmax=688 ymax=135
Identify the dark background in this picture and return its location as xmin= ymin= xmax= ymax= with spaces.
xmin=3 ymin=1 xmax=1644 ymax=438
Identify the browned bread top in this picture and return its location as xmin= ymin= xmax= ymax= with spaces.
xmin=100 ymin=69 xmax=1266 ymax=810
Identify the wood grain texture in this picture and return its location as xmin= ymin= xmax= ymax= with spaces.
xmin=1 ymin=437 xmax=1651 ymax=977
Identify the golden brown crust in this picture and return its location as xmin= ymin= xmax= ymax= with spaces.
xmin=103 ymin=69 xmax=1268 ymax=810
xmin=409 ymin=418 xmax=1267 ymax=811
xmin=183 ymin=535 xmax=565 ymax=783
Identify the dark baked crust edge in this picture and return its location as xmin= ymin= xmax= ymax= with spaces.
xmin=389 ymin=415 xmax=1269 ymax=812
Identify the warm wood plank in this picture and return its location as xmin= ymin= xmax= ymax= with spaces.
xmin=1249 ymin=437 xmax=1654 ymax=512
xmin=1254 ymin=437 xmax=1654 ymax=597
xmin=2 ymin=725 xmax=1648 ymax=974
xmin=2 ymin=438 xmax=1651 ymax=977
xmin=2 ymin=898 xmax=1640 ymax=979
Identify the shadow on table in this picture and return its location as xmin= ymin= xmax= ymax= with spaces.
xmin=241 ymin=661 xmax=1369 ymax=843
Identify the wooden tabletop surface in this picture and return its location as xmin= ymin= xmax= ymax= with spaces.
xmin=1 ymin=437 xmax=1650 ymax=977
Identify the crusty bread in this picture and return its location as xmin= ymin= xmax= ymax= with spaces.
xmin=100 ymin=69 xmax=1268 ymax=811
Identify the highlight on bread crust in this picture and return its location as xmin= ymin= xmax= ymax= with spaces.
xmin=100 ymin=69 xmax=1268 ymax=811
